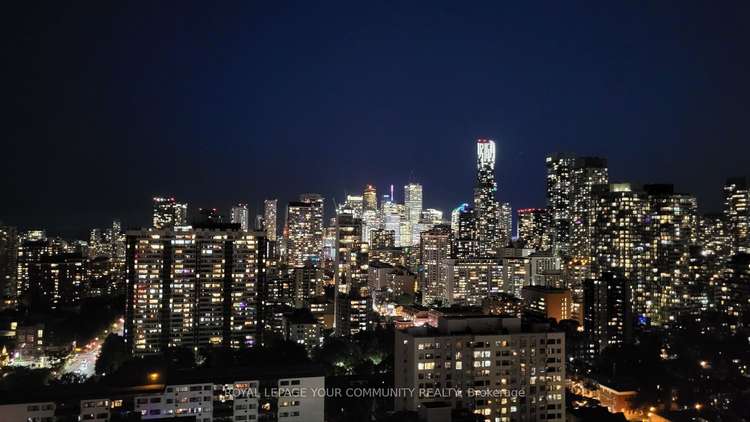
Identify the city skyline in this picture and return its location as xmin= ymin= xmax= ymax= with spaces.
xmin=0 ymin=143 xmax=746 ymax=238
xmin=4 ymin=2 xmax=750 ymax=236
xmin=2 ymin=4 xmax=750 ymax=421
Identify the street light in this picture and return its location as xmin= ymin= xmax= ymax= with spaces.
xmin=148 ymin=372 xmax=160 ymax=383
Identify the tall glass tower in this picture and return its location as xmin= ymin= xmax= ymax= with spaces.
xmin=473 ymin=139 xmax=499 ymax=256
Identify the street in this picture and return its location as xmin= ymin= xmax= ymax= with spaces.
xmin=59 ymin=317 xmax=124 ymax=378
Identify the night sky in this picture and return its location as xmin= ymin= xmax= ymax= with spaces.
xmin=3 ymin=1 xmax=750 ymax=238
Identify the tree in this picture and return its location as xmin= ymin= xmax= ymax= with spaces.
xmin=0 ymin=367 xmax=51 ymax=392
xmin=52 ymin=372 xmax=87 ymax=385
xmin=95 ymin=333 xmax=128 ymax=376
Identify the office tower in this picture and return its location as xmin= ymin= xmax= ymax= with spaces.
xmin=642 ymin=184 xmax=698 ymax=325
xmin=521 ymin=286 xmax=572 ymax=321
xmin=395 ymin=315 xmax=565 ymax=421
xmin=590 ymin=183 xmax=648 ymax=317
xmin=445 ymin=258 xmax=502 ymax=306
xmin=0 ymin=224 xmax=18 ymax=309
xmin=584 ymin=273 xmax=632 ymax=356
xmin=338 ymin=194 xmax=364 ymax=218
xmin=453 ymin=204 xmax=479 ymax=259
xmin=545 ymin=155 xmax=608 ymax=255
xmin=419 ymin=225 xmax=452 ymax=306
xmin=263 ymin=199 xmax=278 ymax=241
xmin=474 ymin=139 xmax=500 ymax=256
xmin=363 ymin=185 xmax=377 ymax=211
xmin=450 ymin=203 xmax=469 ymax=236
xmin=404 ymin=183 xmax=423 ymax=223
xmin=107 ymin=220 xmax=126 ymax=264
xmin=399 ymin=209 xmax=413 ymax=247
xmin=415 ymin=209 xmax=442 ymax=247
xmin=231 ymin=203 xmax=250 ymax=231
xmin=125 ymin=226 xmax=261 ymax=356
xmin=321 ymin=225 xmax=337 ymax=263
xmin=285 ymin=194 xmax=324 ymax=268
xmin=361 ymin=209 xmax=381 ymax=243
xmin=152 ymin=197 xmax=187 ymax=229
xmin=22 ymin=230 xmax=46 ymax=242
xmin=498 ymin=201 xmax=512 ymax=247
xmin=517 ymin=208 xmax=551 ymax=251
xmin=381 ymin=200 xmax=402 ymax=246
xmin=421 ymin=208 xmax=443 ymax=225
xmin=724 ymin=177 xmax=750 ymax=254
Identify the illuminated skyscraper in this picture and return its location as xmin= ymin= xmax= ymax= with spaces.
xmin=450 ymin=203 xmax=469 ymax=236
xmin=697 ymin=212 xmax=733 ymax=302
xmin=338 ymin=195 xmax=364 ymax=218
xmin=517 ymin=208 xmax=551 ymax=250
xmin=545 ymin=155 xmax=608 ymax=255
xmin=231 ymin=203 xmax=250 ymax=231
xmin=642 ymin=184 xmax=697 ymax=325
xmin=125 ymin=226 xmax=261 ymax=356
xmin=474 ymin=139 xmax=500 ymax=256
xmin=419 ymin=225 xmax=452 ymax=306
xmin=264 ymin=199 xmax=278 ymax=241
xmin=292 ymin=261 xmax=323 ymax=307
xmin=421 ymin=208 xmax=443 ymax=225
xmin=361 ymin=209 xmax=381 ymax=243
xmin=453 ymin=203 xmax=478 ymax=259
xmin=404 ymin=183 xmax=423 ymax=224
xmin=334 ymin=213 xmax=366 ymax=294
xmin=724 ymin=177 xmax=750 ymax=254
xmin=16 ymin=236 xmax=60 ymax=308
xmin=0 ymin=224 xmax=18 ymax=309
xmin=498 ymin=201 xmax=512 ymax=247
xmin=590 ymin=183 xmax=648 ymax=318
xmin=286 ymin=194 xmax=324 ymax=267
xmin=88 ymin=228 xmax=106 ymax=258
xmin=584 ymin=272 xmax=632 ymax=356
xmin=381 ymin=200 xmax=402 ymax=246
xmin=152 ymin=196 xmax=188 ymax=229
xmin=38 ymin=253 xmax=86 ymax=310
xmin=715 ymin=252 xmax=750 ymax=328
xmin=363 ymin=185 xmax=377 ymax=211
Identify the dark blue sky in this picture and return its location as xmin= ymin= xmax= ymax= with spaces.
xmin=3 ymin=1 xmax=749 ymax=237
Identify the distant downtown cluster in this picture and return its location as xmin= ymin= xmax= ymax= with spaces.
xmin=0 ymin=138 xmax=749 ymax=422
